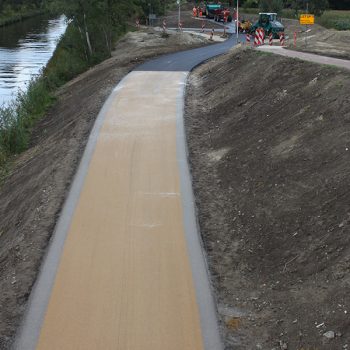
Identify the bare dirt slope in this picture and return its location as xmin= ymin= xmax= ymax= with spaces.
xmin=0 ymin=29 xmax=209 ymax=349
xmin=241 ymin=13 xmax=350 ymax=60
xmin=185 ymin=47 xmax=350 ymax=350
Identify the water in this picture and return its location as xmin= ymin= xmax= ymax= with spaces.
xmin=0 ymin=15 xmax=67 ymax=107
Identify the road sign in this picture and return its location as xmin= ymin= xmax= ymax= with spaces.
xmin=300 ymin=14 xmax=315 ymax=25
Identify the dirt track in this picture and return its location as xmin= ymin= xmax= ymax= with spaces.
xmin=185 ymin=47 xmax=350 ymax=350
xmin=0 ymin=29 xmax=209 ymax=349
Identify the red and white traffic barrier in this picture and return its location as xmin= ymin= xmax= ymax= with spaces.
xmin=294 ymin=31 xmax=297 ymax=47
xmin=269 ymin=32 xmax=273 ymax=46
xmin=254 ymin=28 xmax=264 ymax=46
xmin=136 ymin=19 xmax=140 ymax=29
xmin=246 ymin=34 xmax=251 ymax=44
xmin=254 ymin=31 xmax=260 ymax=46
xmin=279 ymin=32 xmax=285 ymax=46
xmin=163 ymin=20 xmax=167 ymax=33
xmin=201 ymin=21 xmax=205 ymax=33
xmin=210 ymin=28 xmax=214 ymax=40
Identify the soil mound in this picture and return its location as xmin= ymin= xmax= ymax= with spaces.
xmin=185 ymin=47 xmax=350 ymax=349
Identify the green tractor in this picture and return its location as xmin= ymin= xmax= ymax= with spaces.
xmin=250 ymin=13 xmax=284 ymax=39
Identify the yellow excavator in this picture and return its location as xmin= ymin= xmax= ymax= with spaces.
xmin=238 ymin=20 xmax=252 ymax=33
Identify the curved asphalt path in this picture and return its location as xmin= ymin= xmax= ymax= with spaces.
xmin=14 ymin=35 xmax=240 ymax=350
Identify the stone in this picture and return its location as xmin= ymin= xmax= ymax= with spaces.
xmin=323 ymin=331 xmax=335 ymax=339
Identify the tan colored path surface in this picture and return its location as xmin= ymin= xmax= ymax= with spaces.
xmin=36 ymin=71 xmax=204 ymax=350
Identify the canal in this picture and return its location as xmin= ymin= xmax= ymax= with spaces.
xmin=0 ymin=15 xmax=67 ymax=107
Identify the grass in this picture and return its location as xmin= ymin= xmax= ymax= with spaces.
xmin=0 ymin=77 xmax=54 ymax=164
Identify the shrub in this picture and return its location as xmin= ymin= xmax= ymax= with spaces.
xmin=317 ymin=10 xmax=350 ymax=30
xmin=243 ymin=0 xmax=259 ymax=9
xmin=0 ymin=76 xmax=53 ymax=155
xmin=259 ymin=0 xmax=283 ymax=13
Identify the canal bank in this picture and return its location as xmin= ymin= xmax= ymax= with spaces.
xmin=0 ymin=14 xmax=137 ymax=168
xmin=0 ymin=14 xmax=67 ymax=173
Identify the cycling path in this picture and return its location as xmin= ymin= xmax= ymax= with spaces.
xmin=14 ymin=36 xmax=239 ymax=350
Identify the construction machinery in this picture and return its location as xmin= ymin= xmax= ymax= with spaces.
xmin=250 ymin=13 xmax=284 ymax=38
xmin=205 ymin=3 xmax=232 ymax=22
xmin=238 ymin=19 xmax=252 ymax=33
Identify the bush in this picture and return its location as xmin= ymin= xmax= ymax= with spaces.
xmin=243 ymin=0 xmax=259 ymax=9
xmin=44 ymin=25 xmax=89 ymax=89
xmin=317 ymin=10 xmax=350 ymax=30
xmin=309 ymin=0 xmax=329 ymax=16
xmin=0 ymin=76 xmax=53 ymax=155
xmin=259 ymin=0 xmax=283 ymax=13
xmin=0 ymin=104 xmax=26 ymax=154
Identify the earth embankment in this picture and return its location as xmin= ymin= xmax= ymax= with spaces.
xmin=185 ymin=47 xmax=350 ymax=349
xmin=0 ymin=29 xmax=209 ymax=349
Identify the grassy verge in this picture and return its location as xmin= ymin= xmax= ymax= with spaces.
xmin=0 ymin=22 xmax=132 ymax=170
xmin=242 ymin=8 xmax=350 ymax=30
xmin=0 ymin=77 xmax=54 ymax=166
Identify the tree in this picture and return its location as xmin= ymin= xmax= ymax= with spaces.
xmin=285 ymin=0 xmax=329 ymax=16
xmin=328 ymin=0 xmax=350 ymax=10
xmin=259 ymin=0 xmax=283 ymax=12
xmin=308 ymin=0 xmax=329 ymax=15
xmin=51 ymin=0 xmax=143 ymax=62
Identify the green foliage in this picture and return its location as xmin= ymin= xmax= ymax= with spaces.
xmin=44 ymin=24 xmax=90 ymax=89
xmin=243 ymin=0 xmax=259 ymax=9
xmin=309 ymin=0 xmax=329 ymax=16
xmin=0 ymin=77 xmax=53 ymax=159
xmin=259 ymin=0 xmax=284 ymax=12
xmin=284 ymin=0 xmax=329 ymax=16
xmin=328 ymin=0 xmax=350 ymax=10
xmin=0 ymin=0 xmax=47 ymax=26
xmin=317 ymin=10 xmax=350 ymax=29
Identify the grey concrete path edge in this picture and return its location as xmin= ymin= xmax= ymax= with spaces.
xmin=176 ymin=73 xmax=224 ymax=350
